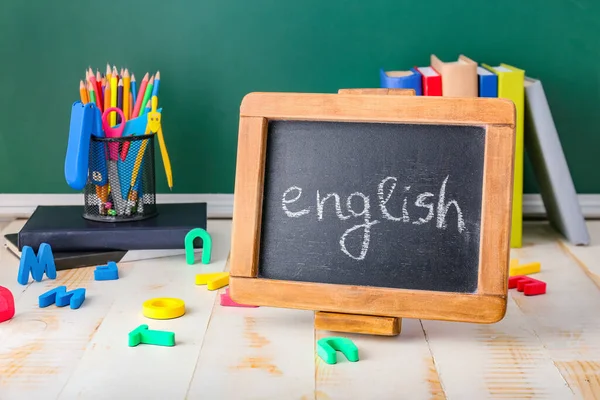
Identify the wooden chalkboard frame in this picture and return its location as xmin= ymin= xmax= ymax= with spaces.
xmin=229 ymin=92 xmax=516 ymax=324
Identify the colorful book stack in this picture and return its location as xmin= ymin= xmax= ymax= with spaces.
xmin=379 ymin=54 xmax=588 ymax=247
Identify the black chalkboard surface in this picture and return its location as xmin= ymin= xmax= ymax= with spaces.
xmin=258 ymin=120 xmax=485 ymax=293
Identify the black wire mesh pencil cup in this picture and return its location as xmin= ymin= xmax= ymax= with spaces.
xmin=83 ymin=133 xmax=158 ymax=222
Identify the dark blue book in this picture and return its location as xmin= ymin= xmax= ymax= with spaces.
xmin=18 ymin=203 xmax=207 ymax=252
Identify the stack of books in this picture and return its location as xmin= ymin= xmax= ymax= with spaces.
xmin=380 ymin=55 xmax=589 ymax=247
xmin=4 ymin=202 xmax=208 ymax=270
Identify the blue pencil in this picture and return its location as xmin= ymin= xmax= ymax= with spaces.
xmin=131 ymin=74 xmax=137 ymax=105
xmin=151 ymin=70 xmax=160 ymax=99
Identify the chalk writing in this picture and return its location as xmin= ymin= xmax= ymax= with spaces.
xmin=281 ymin=175 xmax=465 ymax=260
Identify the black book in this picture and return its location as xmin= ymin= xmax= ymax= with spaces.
xmin=18 ymin=203 xmax=207 ymax=252
xmin=4 ymin=233 xmax=201 ymax=271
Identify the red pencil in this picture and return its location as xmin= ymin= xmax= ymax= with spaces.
xmin=131 ymin=72 xmax=149 ymax=119
xmin=95 ymin=70 xmax=103 ymax=110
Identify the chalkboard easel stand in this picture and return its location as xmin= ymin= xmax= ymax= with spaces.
xmin=229 ymin=87 xmax=516 ymax=338
xmin=315 ymin=311 xmax=401 ymax=336
xmin=310 ymin=88 xmax=414 ymax=337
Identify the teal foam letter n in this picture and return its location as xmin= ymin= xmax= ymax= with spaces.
xmin=185 ymin=228 xmax=212 ymax=265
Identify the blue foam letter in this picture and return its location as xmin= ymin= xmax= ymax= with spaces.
xmin=17 ymin=243 xmax=57 ymax=285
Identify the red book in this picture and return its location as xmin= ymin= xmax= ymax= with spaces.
xmin=415 ymin=66 xmax=442 ymax=96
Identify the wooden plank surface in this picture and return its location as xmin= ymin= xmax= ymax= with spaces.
xmin=1 ymin=219 xmax=600 ymax=399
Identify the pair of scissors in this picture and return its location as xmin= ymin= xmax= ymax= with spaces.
xmin=101 ymin=107 xmax=127 ymax=215
xmin=101 ymin=107 xmax=125 ymax=161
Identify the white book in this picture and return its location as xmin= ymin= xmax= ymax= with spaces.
xmin=524 ymin=77 xmax=589 ymax=245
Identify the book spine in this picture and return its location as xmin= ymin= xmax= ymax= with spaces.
xmin=478 ymin=75 xmax=497 ymax=97
xmin=423 ymin=75 xmax=442 ymax=96
xmin=18 ymin=227 xmax=206 ymax=252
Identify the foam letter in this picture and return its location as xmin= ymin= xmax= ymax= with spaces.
xmin=0 ymin=286 xmax=15 ymax=323
xmin=17 ymin=243 xmax=57 ymax=285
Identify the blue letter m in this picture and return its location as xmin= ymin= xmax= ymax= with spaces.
xmin=17 ymin=243 xmax=57 ymax=285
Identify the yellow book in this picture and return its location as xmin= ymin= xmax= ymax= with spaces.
xmin=483 ymin=63 xmax=525 ymax=248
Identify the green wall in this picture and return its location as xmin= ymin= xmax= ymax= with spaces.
xmin=1 ymin=0 xmax=598 ymax=194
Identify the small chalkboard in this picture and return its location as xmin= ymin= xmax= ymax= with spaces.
xmin=230 ymin=91 xmax=515 ymax=324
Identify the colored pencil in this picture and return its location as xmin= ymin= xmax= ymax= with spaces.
xmin=130 ymin=74 xmax=137 ymax=105
xmin=110 ymin=67 xmax=118 ymax=126
xmin=129 ymin=91 xmax=133 ymax=118
xmin=104 ymin=80 xmax=111 ymax=114
xmin=138 ymin=75 xmax=154 ymax=117
xmin=87 ymin=68 xmax=100 ymax=110
xmin=79 ymin=80 xmax=89 ymax=104
xmin=88 ymin=81 xmax=97 ymax=105
xmin=95 ymin=70 xmax=103 ymax=110
xmin=106 ymin=63 xmax=112 ymax=84
xmin=151 ymin=70 xmax=160 ymax=99
xmin=123 ymin=69 xmax=131 ymax=121
xmin=117 ymin=79 xmax=123 ymax=124
xmin=131 ymin=72 xmax=149 ymax=119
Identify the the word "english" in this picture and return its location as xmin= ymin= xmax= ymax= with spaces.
xmin=281 ymin=175 xmax=466 ymax=261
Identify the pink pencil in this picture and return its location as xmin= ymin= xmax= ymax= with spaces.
xmin=131 ymin=72 xmax=149 ymax=119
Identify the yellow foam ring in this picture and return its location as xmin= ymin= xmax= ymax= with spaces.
xmin=142 ymin=297 xmax=185 ymax=320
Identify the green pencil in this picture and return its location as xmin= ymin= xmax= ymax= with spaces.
xmin=88 ymin=81 xmax=97 ymax=105
xmin=138 ymin=75 xmax=154 ymax=117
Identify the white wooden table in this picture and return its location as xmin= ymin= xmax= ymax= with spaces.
xmin=1 ymin=218 xmax=600 ymax=399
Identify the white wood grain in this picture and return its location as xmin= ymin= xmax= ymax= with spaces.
xmin=422 ymin=298 xmax=573 ymax=399
xmin=0 ymin=254 xmax=130 ymax=399
xmin=57 ymin=220 xmax=231 ymax=400
xmin=510 ymin=222 xmax=600 ymax=399
xmin=315 ymin=319 xmax=439 ymax=399
xmin=187 ymin=301 xmax=316 ymax=399
xmin=559 ymin=221 xmax=600 ymax=286
xmin=2 ymin=219 xmax=600 ymax=399
xmin=0 ymin=220 xmax=230 ymax=400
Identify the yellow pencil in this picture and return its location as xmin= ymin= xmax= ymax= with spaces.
xmin=79 ymin=80 xmax=89 ymax=104
xmin=110 ymin=66 xmax=118 ymax=126
xmin=104 ymin=81 xmax=111 ymax=114
xmin=128 ymin=140 xmax=149 ymax=199
xmin=123 ymin=69 xmax=131 ymax=121
xmin=105 ymin=63 xmax=112 ymax=82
